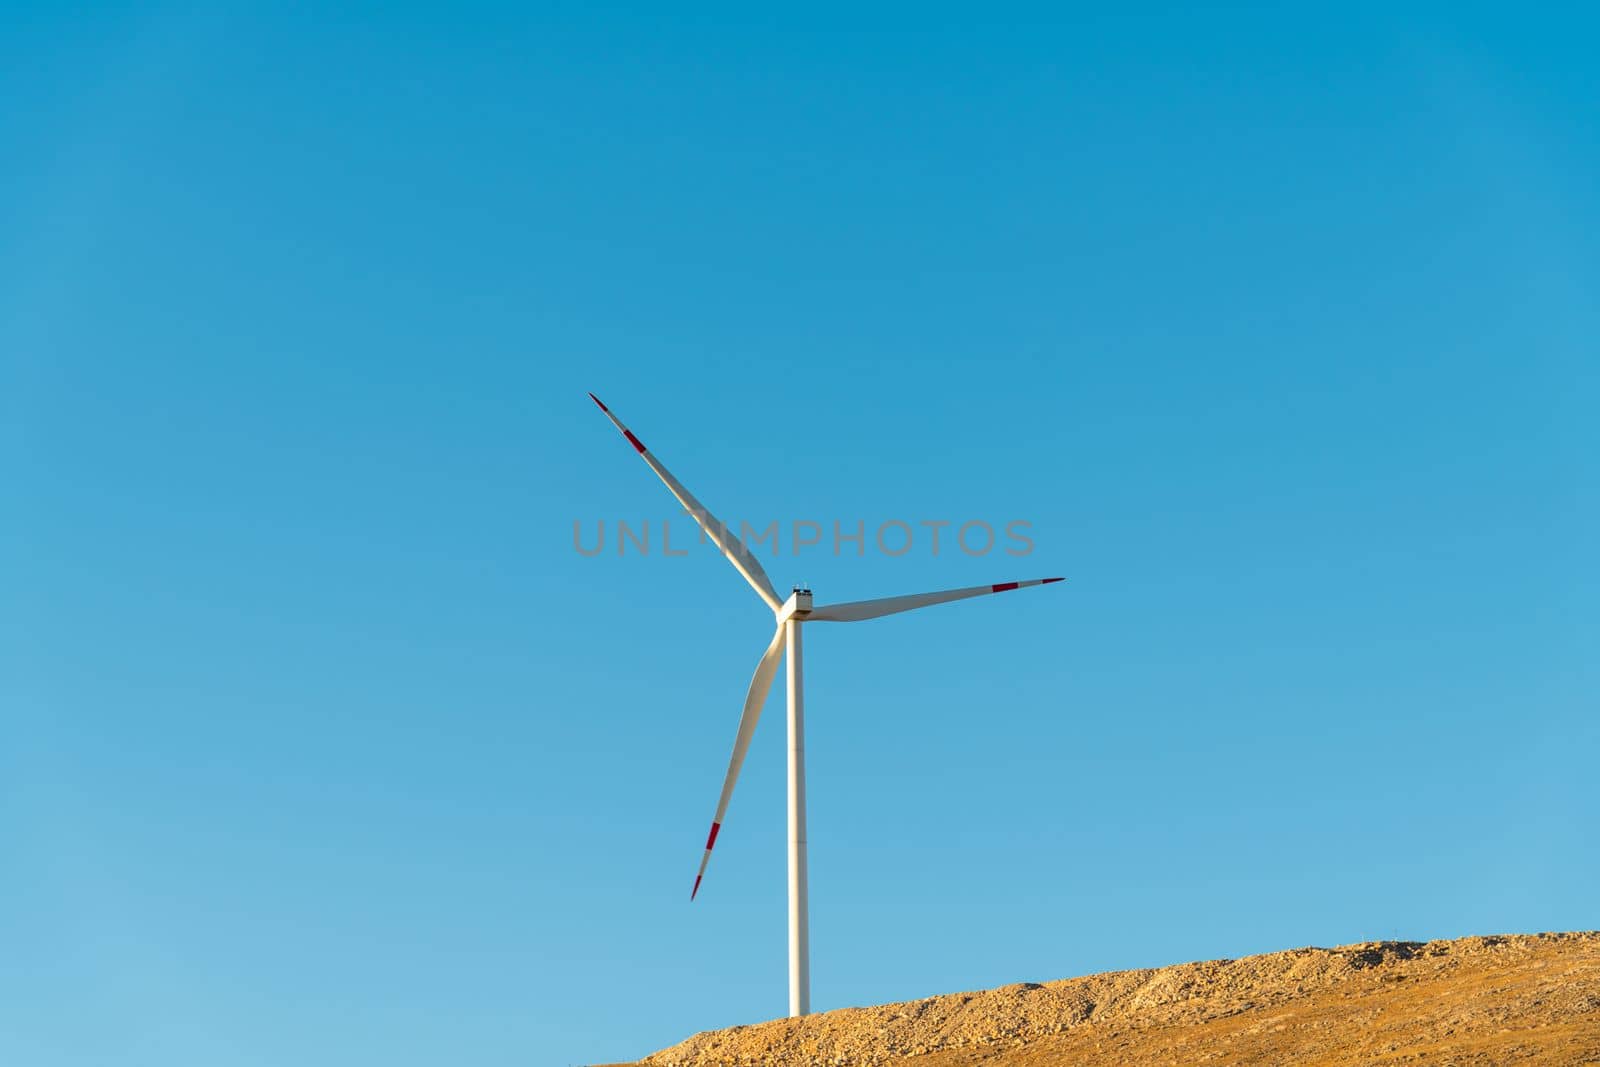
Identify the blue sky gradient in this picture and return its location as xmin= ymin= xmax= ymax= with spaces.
xmin=4 ymin=5 xmax=1597 ymax=1065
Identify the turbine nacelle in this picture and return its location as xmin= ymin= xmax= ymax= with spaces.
xmin=778 ymin=587 xmax=814 ymax=623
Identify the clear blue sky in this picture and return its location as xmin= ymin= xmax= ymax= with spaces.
xmin=4 ymin=5 xmax=1596 ymax=1066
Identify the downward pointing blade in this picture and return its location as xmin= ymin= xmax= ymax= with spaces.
xmin=588 ymin=393 xmax=782 ymax=613
xmin=692 ymin=622 xmax=787 ymax=900
xmin=807 ymin=577 xmax=1065 ymax=622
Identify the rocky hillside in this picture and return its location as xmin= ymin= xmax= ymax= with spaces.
xmin=609 ymin=932 xmax=1600 ymax=1066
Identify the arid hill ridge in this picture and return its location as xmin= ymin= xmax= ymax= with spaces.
xmin=609 ymin=931 xmax=1600 ymax=1066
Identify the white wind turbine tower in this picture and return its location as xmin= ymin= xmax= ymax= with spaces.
xmin=588 ymin=393 xmax=1063 ymax=1018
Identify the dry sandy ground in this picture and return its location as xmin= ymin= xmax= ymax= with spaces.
xmin=603 ymin=932 xmax=1600 ymax=1066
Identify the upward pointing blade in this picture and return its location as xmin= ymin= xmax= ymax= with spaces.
xmin=807 ymin=577 xmax=1065 ymax=622
xmin=692 ymin=622 xmax=787 ymax=901
xmin=588 ymin=393 xmax=782 ymax=613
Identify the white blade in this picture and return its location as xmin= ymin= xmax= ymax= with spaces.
xmin=589 ymin=393 xmax=782 ymax=613
xmin=692 ymin=623 xmax=787 ymax=900
xmin=807 ymin=577 xmax=1065 ymax=622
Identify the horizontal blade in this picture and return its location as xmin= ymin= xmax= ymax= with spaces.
xmin=807 ymin=577 xmax=1065 ymax=623
xmin=691 ymin=623 xmax=787 ymax=901
xmin=589 ymin=393 xmax=782 ymax=613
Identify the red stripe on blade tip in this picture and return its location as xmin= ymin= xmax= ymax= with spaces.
xmin=1043 ymin=577 xmax=1065 ymax=584
xmin=691 ymin=875 xmax=703 ymax=900
xmin=622 ymin=429 xmax=646 ymax=453
xmin=587 ymin=392 xmax=609 ymax=412
xmin=992 ymin=582 xmax=1020 ymax=593
xmin=705 ymin=822 xmax=721 ymax=850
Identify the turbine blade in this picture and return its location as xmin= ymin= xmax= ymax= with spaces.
xmin=807 ymin=577 xmax=1065 ymax=623
xmin=588 ymin=393 xmax=782 ymax=613
xmin=691 ymin=623 xmax=787 ymax=901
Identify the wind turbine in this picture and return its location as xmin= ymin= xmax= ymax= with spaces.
xmin=588 ymin=393 xmax=1063 ymax=1018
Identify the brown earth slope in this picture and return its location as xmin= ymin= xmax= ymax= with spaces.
xmin=610 ymin=932 xmax=1600 ymax=1066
